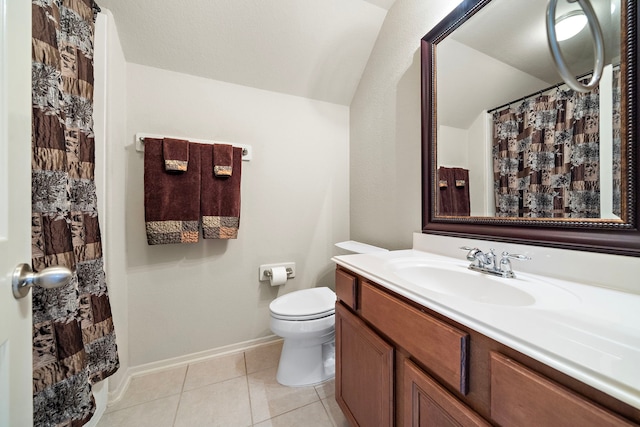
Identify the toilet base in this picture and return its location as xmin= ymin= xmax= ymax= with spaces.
xmin=276 ymin=334 xmax=335 ymax=387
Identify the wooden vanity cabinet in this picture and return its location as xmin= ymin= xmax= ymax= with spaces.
xmin=335 ymin=302 xmax=394 ymax=427
xmin=490 ymin=352 xmax=637 ymax=427
xmin=334 ymin=267 xmax=640 ymax=427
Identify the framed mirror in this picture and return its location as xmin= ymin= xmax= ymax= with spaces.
xmin=421 ymin=0 xmax=640 ymax=256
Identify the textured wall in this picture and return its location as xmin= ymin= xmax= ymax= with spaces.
xmin=349 ymin=0 xmax=458 ymax=250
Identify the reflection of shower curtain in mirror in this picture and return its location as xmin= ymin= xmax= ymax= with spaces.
xmin=612 ymin=68 xmax=622 ymax=217
xmin=492 ymin=84 xmax=600 ymax=218
xmin=32 ymin=1 xmax=119 ymax=425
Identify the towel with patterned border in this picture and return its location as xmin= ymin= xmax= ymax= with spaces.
xmin=163 ymin=138 xmax=189 ymax=171
xmin=144 ymin=138 xmax=201 ymax=244
xmin=201 ymin=144 xmax=242 ymax=239
xmin=213 ymin=143 xmax=233 ymax=177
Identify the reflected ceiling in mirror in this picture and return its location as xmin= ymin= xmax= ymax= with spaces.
xmin=421 ymin=0 xmax=640 ymax=256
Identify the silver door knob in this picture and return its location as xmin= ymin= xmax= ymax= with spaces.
xmin=12 ymin=263 xmax=72 ymax=299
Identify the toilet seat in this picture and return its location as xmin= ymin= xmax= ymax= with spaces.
xmin=269 ymin=287 xmax=336 ymax=321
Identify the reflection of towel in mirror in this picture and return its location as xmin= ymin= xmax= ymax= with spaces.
xmin=438 ymin=167 xmax=470 ymax=216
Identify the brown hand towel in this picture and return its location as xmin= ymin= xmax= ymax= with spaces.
xmin=452 ymin=167 xmax=471 ymax=216
xmin=144 ymin=138 xmax=201 ymax=244
xmin=163 ymin=138 xmax=189 ymax=171
xmin=438 ymin=167 xmax=454 ymax=215
xmin=200 ymin=144 xmax=242 ymax=239
xmin=213 ymin=143 xmax=233 ymax=177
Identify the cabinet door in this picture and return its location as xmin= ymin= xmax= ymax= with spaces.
xmin=490 ymin=352 xmax=637 ymax=427
xmin=335 ymin=302 xmax=394 ymax=427
xmin=404 ymin=359 xmax=491 ymax=427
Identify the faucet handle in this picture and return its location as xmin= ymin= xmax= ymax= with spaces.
xmin=460 ymin=246 xmax=488 ymax=266
xmin=499 ymin=252 xmax=531 ymax=277
xmin=501 ymin=252 xmax=531 ymax=261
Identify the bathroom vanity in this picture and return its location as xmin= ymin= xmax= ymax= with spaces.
xmin=332 ymin=250 xmax=640 ymax=426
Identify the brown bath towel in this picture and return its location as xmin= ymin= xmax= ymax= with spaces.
xmin=144 ymin=138 xmax=201 ymax=244
xmin=452 ymin=167 xmax=471 ymax=216
xmin=438 ymin=167 xmax=470 ymax=216
xmin=213 ymin=143 xmax=233 ymax=177
xmin=163 ymin=138 xmax=189 ymax=171
xmin=200 ymin=144 xmax=242 ymax=239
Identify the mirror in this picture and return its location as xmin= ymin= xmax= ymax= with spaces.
xmin=421 ymin=0 xmax=640 ymax=256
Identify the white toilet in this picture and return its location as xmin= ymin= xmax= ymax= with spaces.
xmin=269 ymin=287 xmax=336 ymax=387
xmin=269 ymin=241 xmax=388 ymax=387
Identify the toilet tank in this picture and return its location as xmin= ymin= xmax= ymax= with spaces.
xmin=334 ymin=240 xmax=388 ymax=255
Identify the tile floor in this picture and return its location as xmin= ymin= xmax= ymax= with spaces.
xmin=96 ymin=340 xmax=349 ymax=427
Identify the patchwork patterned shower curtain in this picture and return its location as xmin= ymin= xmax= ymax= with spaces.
xmin=31 ymin=0 xmax=119 ymax=425
xmin=493 ymin=84 xmax=600 ymax=218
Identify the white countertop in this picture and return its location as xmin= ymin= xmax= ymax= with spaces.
xmin=332 ymin=249 xmax=640 ymax=409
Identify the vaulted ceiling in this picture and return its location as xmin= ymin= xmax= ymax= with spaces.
xmin=97 ymin=0 xmax=397 ymax=105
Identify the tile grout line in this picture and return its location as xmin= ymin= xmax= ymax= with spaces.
xmin=315 ymin=384 xmax=337 ymax=427
xmin=243 ymin=351 xmax=255 ymax=426
xmin=171 ymin=364 xmax=190 ymax=426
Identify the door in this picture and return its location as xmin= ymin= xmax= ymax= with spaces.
xmin=0 ymin=0 xmax=34 ymax=426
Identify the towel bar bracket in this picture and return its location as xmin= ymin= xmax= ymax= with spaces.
xmin=135 ymin=133 xmax=252 ymax=161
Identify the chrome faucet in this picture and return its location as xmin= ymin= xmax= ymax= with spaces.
xmin=460 ymin=246 xmax=530 ymax=278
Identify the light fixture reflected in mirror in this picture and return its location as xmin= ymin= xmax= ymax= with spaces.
xmin=555 ymin=10 xmax=587 ymax=41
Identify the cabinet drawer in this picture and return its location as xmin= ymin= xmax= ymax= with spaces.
xmin=335 ymin=269 xmax=357 ymax=310
xmin=490 ymin=352 xmax=636 ymax=427
xmin=404 ymin=359 xmax=490 ymax=427
xmin=360 ymin=281 xmax=469 ymax=394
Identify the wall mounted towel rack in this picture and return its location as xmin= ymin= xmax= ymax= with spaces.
xmin=135 ymin=133 xmax=252 ymax=161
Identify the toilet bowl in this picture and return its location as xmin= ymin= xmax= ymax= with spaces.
xmin=269 ymin=287 xmax=336 ymax=387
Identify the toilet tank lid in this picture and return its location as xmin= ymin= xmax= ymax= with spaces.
xmin=269 ymin=287 xmax=336 ymax=317
xmin=335 ymin=240 xmax=388 ymax=254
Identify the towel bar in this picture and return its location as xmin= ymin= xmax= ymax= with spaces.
xmin=135 ymin=133 xmax=252 ymax=161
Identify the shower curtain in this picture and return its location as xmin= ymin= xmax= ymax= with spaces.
xmin=493 ymin=84 xmax=600 ymax=218
xmin=31 ymin=1 xmax=119 ymax=425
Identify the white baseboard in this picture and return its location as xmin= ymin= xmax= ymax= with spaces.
xmin=107 ymin=335 xmax=282 ymax=405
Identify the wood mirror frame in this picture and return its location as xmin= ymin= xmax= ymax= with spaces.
xmin=421 ymin=0 xmax=640 ymax=257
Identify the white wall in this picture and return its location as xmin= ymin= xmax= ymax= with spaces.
xmin=93 ymin=10 xmax=130 ymax=396
xmin=437 ymin=126 xmax=468 ymax=168
xmin=124 ymin=64 xmax=350 ymax=366
xmin=437 ymin=117 xmax=491 ymax=217
xmin=350 ymin=0 xmax=640 ymax=293
xmin=467 ymin=111 xmax=493 ymax=216
xmin=437 ymin=38 xmax=548 ymax=129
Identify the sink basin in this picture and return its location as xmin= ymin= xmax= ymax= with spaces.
xmin=385 ymin=258 xmax=579 ymax=308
